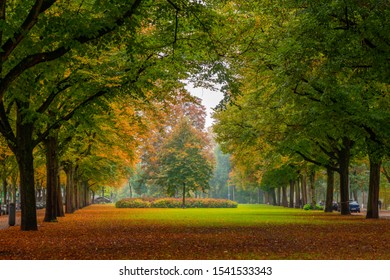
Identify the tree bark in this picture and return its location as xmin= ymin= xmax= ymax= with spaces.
xmin=128 ymin=180 xmax=133 ymax=198
xmin=264 ymin=191 xmax=269 ymax=204
xmin=2 ymin=178 xmax=7 ymax=206
xmin=282 ymin=185 xmax=288 ymax=207
xmin=91 ymin=190 xmax=95 ymax=204
xmin=270 ymin=188 xmax=277 ymax=205
xmin=352 ymin=189 xmax=358 ymax=202
xmin=309 ymin=170 xmax=316 ymax=208
xmin=325 ymin=167 xmax=334 ymax=212
xmin=366 ymin=155 xmax=381 ymax=219
xmin=64 ymin=162 xmax=74 ymax=213
xmin=295 ymin=178 xmax=301 ymax=208
xmin=15 ymin=124 xmax=37 ymax=231
xmin=289 ymin=180 xmax=294 ymax=208
xmin=44 ymin=134 xmax=59 ymax=222
xmin=57 ymin=182 xmax=64 ymax=217
xmin=81 ymin=180 xmax=89 ymax=208
xmin=301 ymin=173 xmax=307 ymax=205
xmin=75 ymin=172 xmax=80 ymax=210
xmin=338 ymin=139 xmax=351 ymax=215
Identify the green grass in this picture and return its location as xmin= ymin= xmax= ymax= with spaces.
xmin=116 ymin=203 xmax=348 ymax=227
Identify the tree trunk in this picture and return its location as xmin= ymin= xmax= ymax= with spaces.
xmin=277 ymin=187 xmax=281 ymax=206
xmin=128 ymin=180 xmax=133 ymax=198
xmin=182 ymin=183 xmax=186 ymax=208
xmin=64 ymin=163 xmax=75 ymax=213
xmin=57 ymin=182 xmax=64 ymax=217
xmin=325 ymin=167 xmax=334 ymax=212
xmin=44 ymin=134 xmax=59 ymax=222
xmin=338 ymin=140 xmax=351 ymax=215
xmin=295 ymin=178 xmax=301 ymax=208
xmin=353 ymin=190 xmax=358 ymax=202
xmin=301 ymin=173 xmax=307 ymax=205
xmin=309 ymin=170 xmax=316 ymax=208
xmin=282 ymin=185 xmax=288 ymax=207
xmin=289 ymin=180 xmax=294 ymax=208
xmin=75 ymin=173 xmax=80 ymax=210
xmin=91 ymin=190 xmax=95 ymax=204
xmin=264 ymin=191 xmax=269 ymax=204
xmin=15 ymin=123 xmax=37 ymax=231
xmin=81 ymin=180 xmax=88 ymax=207
xmin=258 ymin=188 xmax=264 ymax=204
xmin=270 ymin=188 xmax=277 ymax=205
xmin=2 ymin=178 xmax=7 ymax=206
xmin=366 ymin=155 xmax=381 ymax=219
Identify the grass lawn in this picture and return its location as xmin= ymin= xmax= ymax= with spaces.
xmin=0 ymin=204 xmax=389 ymax=260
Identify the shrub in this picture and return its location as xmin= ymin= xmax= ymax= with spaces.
xmin=152 ymin=198 xmax=183 ymax=208
xmin=303 ymin=203 xmax=324 ymax=211
xmin=115 ymin=198 xmax=151 ymax=208
xmin=115 ymin=198 xmax=238 ymax=208
xmin=303 ymin=204 xmax=311 ymax=210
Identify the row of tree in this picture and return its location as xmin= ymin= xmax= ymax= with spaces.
xmin=0 ymin=0 xmax=235 ymax=230
xmin=212 ymin=0 xmax=390 ymax=218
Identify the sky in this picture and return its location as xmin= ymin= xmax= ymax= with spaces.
xmin=185 ymin=83 xmax=224 ymax=128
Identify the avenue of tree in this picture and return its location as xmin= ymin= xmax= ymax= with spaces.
xmin=0 ymin=0 xmax=389 ymax=231
xmin=212 ymin=1 xmax=389 ymax=218
xmin=0 ymin=0 xmax=230 ymax=230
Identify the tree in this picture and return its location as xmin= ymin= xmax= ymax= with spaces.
xmin=0 ymin=0 xmax=230 ymax=230
xmin=0 ymin=0 xmax=147 ymax=230
xmin=209 ymin=144 xmax=231 ymax=198
xmin=213 ymin=0 xmax=389 ymax=218
xmin=155 ymin=118 xmax=213 ymax=206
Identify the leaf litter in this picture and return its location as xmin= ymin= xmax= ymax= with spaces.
xmin=0 ymin=204 xmax=389 ymax=260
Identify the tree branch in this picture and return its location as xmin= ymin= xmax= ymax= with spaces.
xmin=34 ymin=89 xmax=107 ymax=147
xmin=0 ymin=46 xmax=68 ymax=101
xmin=316 ymin=141 xmax=338 ymax=160
xmin=0 ymin=0 xmax=143 ymax=101
xmin=0 ymin=101 xmax=16 ymax=150
xmin=0 ymin=0 xmax=56 ymax=63
xmin=36 ymin=75 xmax=73 ymax=114
xmin=382 ymin=166 xmax=390 ymax=183
xmin=295 ymin=150 xmax=339 ymax=172
xmin=167 ymin=0 xmax=181 ymax=11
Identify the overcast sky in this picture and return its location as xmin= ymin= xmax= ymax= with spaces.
xmin=185 ymin=83 xmax=224 ymax=128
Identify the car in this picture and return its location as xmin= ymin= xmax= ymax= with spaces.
xmin=36 ymin=202 xmax=46 ymax=209
xmin=1 ymin=204 xmax=7 ymax=215
xmin=349 ymin=201 xmax=360 ymax=213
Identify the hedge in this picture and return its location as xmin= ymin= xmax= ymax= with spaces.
xmin=303 ymin=203 xmax=324 ymax=211
xmin=115 ymin=197 xmax=238 ymax=208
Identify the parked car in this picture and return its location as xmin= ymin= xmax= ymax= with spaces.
xmin=349 ymin=201 xmax=360 ymax=213
xmin=335 ymin=201 xmax=361 ymax=213
xmin=1 ymin=204 xmax=7 ymax=215
xmin=36 ymin=202 xmax=46 ymax=209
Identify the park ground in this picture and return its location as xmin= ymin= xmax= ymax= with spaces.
xmin=0 ymin=204 xmax=389 ymax=260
